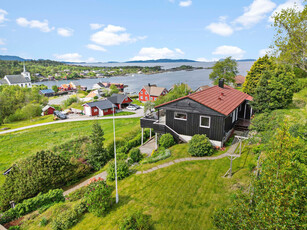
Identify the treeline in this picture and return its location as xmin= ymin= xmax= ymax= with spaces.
xmin=0 ymin=60 xmax=163 ymax=81
xmin=0 ymin=85 xmax=48 ymax=124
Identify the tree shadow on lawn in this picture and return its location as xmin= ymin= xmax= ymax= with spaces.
xmin=231 ymin=149 xmax=251 ymax=176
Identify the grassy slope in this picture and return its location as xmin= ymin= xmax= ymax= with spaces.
xmin=0 ymin=115 xmax=54 ymax=130
xmin=22 ymin=151 xmax=254 ymax=230
xmin=0 ymin=118 xmax=140 ymax=185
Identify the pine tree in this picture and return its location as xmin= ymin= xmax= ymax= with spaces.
xmin=87 ymin=122 xmax=110 ymax=170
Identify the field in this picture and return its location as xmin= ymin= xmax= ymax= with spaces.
xmin=0 ymin=118 xmax=140 ymax=185
xmin=0 ymin=115 xmax=54 ymax=130
xmin=21 ymin=149 xmax=254 ymax=230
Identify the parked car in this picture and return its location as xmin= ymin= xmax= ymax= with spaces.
xmin=130 ymin=104 xmax=141 ymax=109
xmin=126 ymin=105 xmax=137 ymax=111
xmin=53 ymin=110 xmax=67 ymax=119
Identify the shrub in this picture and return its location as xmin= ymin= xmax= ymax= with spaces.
xmin=65 ymin=186 xmax=87 ymax=202
xmin=188 ymin=134 xmax=213 ymax=157
xmin=84 ymin=180 xmax=112 ymax=217
xmin=21 ymin=103 xmax=42 ymax=120
xmin=51 ymin=200 xmax=87 ymax=230
xmin=129 ymin=148 xmax=142 ymax=163
xmin=107 ymin=160 xmax=130 ymax=181
xmin=0 ymin=151 xmax=81 ymax=212
xmin=39 ymin=217 xmax=48 ymax=227
xmin=119 ymin=210 xmax=151 ymax=230
xmin=248 ymin=162 xmax=256 ymax=172
xmin=159 ymin=133 xmax=175 ymax=149
xmin=0 ymin=189 xmax=64 ymax=224
xmin=62 ymin=96 xmax=78 ymax=108
xmin=8 ymin=227 xmax=20 ymax=230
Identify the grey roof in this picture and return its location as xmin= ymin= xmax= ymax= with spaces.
xmin=85 ymin=99 xmax=115 ymax=110
xmin=40 ymin=89 xmax=55 ymax=94
xmin=0 ymin=79 xmax=8 ymax=85
xmin=108 ymin=94 xmax=129 ymax=104
xmin=5 ymin=75 xmax=31 ymax=84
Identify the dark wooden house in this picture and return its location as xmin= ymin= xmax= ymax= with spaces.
xmin=140 ymin=80 xmax=253 ymax=147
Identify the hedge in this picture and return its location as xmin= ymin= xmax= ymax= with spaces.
xmin=0 ymin=189 xmax=65 ymax=224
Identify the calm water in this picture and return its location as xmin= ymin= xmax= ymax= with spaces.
xmin=34 ymin=61 xmax=254 ymax=93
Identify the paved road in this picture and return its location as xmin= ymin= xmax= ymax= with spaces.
xmin=0 ymin=109 xmax=144 ymax=135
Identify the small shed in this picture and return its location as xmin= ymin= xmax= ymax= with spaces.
xmin=42 ymin=105 xmax=55 ymax=116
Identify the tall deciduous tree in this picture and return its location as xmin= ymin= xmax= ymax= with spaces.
xmin=272 ymin=4 xmax=307 ymax=72
xmin=243 ymin=55 xmax=275 ymax=96
xmin=88 ymin=122 xmax=110 ymax=170
xmin=209 ymin=57 xmax=238 ymax=85
xmin=251 ymin=65 xmax=295 ymax=112
xmin=213 ymin=124 xmax=306 ymax=229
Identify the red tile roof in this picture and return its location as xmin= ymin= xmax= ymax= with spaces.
xmin=235 ymin=75 xmax=245 ymax=84
xmin=156 ymin=85 xmax=253 ymax=116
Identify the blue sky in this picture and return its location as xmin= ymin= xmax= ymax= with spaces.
xmin=0 ymin=0 xmax=304 ymax=62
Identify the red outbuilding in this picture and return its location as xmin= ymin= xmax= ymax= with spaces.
xmin=42 ymin=105 xmax=55 ymax=116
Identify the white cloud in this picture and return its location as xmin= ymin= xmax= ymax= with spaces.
xmin=86 ymin=44 xmax=107 ymax=52
xmin=196 ymin=57 xmax=219 ymax=62
xmin=130 ymin=47 xmax=185 ymax=61
xmin=206 ymin=22 xmax=234 ymax=36
xmin=0 ymin=38 xmax=5 ymax=45
xmin=234 ymin=0 xmax=276 ymax=28
xmin=212 ymin=45 xmax=246 ymax=59
xmin=0 ymin=47 xmax=7 ymax=52
xmin=54 ymin=53 xmax=96 ymax=62
xmin=259 ymin=48 xmax=273 ymax=57
xmin=91 ymin=24 xmax=146 ymax=46
xmin=16 ymin=17 xmax=54 ymax=32
xmin=90 ymin=23 xmax=104 ymax=30
xmin=0 ymin=9 xmax=8 ymax=24
xmin=57 ymin=28 xmax=74 ymax=37
xmin=269 ymin=0 xmax=304 ymax=22
xmin=179 ymin=0 xmax=192 ymax=7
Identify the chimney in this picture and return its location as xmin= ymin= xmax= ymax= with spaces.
xmin=148 ymin=83 xmax=151 ymax=87
xmin=218 ymin=79 xmax=224 ymax=88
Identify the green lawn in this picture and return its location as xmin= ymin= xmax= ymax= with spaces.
xmin=21 ymin=149 xmax=254 ymax=230
xmin=0 ymin=115 xmax=55 ymax=130
xmin=132 ymin=99 xmax=143 ymax=106
xmin=0 ymin=118 xmax=140 ymax=185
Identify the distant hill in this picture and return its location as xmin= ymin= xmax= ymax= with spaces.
xmin=0 ymin=55 xmax=28 ymax=61
xmin=126 ymin=59 xmax=197 ymax=63
xmin=237 ymin=59 xmax=256 ymax=62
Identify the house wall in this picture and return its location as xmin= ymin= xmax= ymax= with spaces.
xmin=103 ymin=108 xmax=114 ymax=116
xmin=160 ymin=98 xmax=225 ymax=142
xmin=91 ymin=107 xmax=99 ymax=116
xmin=84 ymin=106 xmax=91 ymax=116
xmin=139 ymin=88 xmax=150 ymax=102
xmin=45 ymin=107 xmax=55 ymax=115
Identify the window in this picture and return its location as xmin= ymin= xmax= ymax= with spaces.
xmin=145 ymin=97 xmax=148 ymax=100
xmin=140 ymin=96 xmax=143 ymax=99
xmin=200 ymin=116 xmax=210 ymax=128
xmin=104 ymin=109 xmax=109 ymax=112
xmin=174 ymin=112 xmax=187 ymax=120
xmin=94 ymin=109 xmax=98 ymax=112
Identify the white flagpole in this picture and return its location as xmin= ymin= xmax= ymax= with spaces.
xmin=113 ymin=104 xmax=119 ymax=203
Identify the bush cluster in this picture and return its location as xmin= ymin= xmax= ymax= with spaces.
xmin=142 ymin=149 xmax=171 ymax=164
xmin=0 ymin=151 xmax=90 ymax=212
xmin=129 ymin=148 xmax=143 ymax=163
xmin=84 ymin=180 xmax=112 ymax=217
xmin=188 ymin=134 xmax=213 ymax=157
xmin=159 ymin=133 xmax=176 ymax=149
xmin=119 ymin=210 xmax=152 ymax=230
xmin=107 ymin=160 xmax=130 ymax=181
xmin=0 ymin=189 xmax=64 ymax=224
xmin=51 ymin=200 xmax=87 ymax=230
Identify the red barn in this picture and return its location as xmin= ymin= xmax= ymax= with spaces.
xmin=83 ymin=99 xmax=115 ymax=116
xmin=107 ymin=94 xmax=132 ymax=109
xmin=42 ymin=105 xmax=55 ymax=116
xmin=138 ymin=84 xmax=168 ymax=102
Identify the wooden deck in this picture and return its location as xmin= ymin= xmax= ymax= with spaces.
xmin=234 ymin=119 xmax=251 ymax=131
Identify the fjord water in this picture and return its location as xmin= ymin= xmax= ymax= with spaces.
xmin=35 ymin=61 xmax=254 ymax=93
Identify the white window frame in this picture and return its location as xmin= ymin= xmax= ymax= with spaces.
xmin=140 ymin=96 xmax=143 ymax=99
xmin=174 ymin=112 xmax=187 ymax=121
xmin=199 ymin=115 xmax=211 ymax=128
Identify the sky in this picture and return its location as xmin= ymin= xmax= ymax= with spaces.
xmin=0 ymin=0 xmax=305 ymax=62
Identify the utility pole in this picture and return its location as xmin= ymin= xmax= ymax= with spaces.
xmin=112 ymin=104 xmax=119 ymax=203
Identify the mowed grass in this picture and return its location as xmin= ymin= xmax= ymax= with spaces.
xmin=0 ymin=118 xmax=140 ymax=185
xmin=22 ymin=151 xmax=254 ymax=230
xmin=0 ymin=115 xmax=55 ymax=130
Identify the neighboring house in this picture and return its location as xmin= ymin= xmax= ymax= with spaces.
xmin=0 ymin=65 xmax=32 ymax=88
xmin=59 ymin=84 xmax=72 ymax=91
xmin=107 ymin=93 xmax=132 ymax=109
xmin=39 ymin=89 xmax=55 ymax=97
xmin=42 ymin=105 xmax=55 ymax=116
xmin=195 ymin=85 xmax=210 ymax=92
xmin=92 ymin=82 xmax=126 ymax=92
xmin=83 ymin=99 xmax=115 ymax=116
xmin=140 ymin=80 xmax=253 ymax=147
xmin=234 ymin=75 xmax=245 ymax=87
xmin=85 ymin=90 xmax=99 ymax=99
xmin=138 ymin=84 xmax=168 ymax=102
